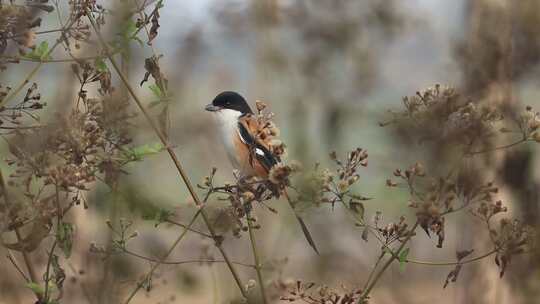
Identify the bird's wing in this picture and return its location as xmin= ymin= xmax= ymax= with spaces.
xmin=237 ymin=117 xmax=278 ymax=173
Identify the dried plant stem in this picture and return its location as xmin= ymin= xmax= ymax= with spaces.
xmin=165 ymin=219 xmax=213 ymax=238
xmin=123 ymin=210 xmax=202 ymax=304
xmin=245 ymin=208 xmax=269 ymax=304
xmin=467 ymin=138 xmax=529 ymax=155
xmin=84 ymin=10 xmax=247 ymax=300
xmin=362 ymin=251 xmax=385 ymax=292
xmin=0 ymin=53 xmax=117 ymax=63
xmin=122 ymin=248 xmax=256 ymax=268
xmin=43 ymin=241 xmax=58 ymax=301
xmin=6 ymin=250 xmax=30 ymax=282
xmin=358 ymin=221 xmax=419 ymax=303
xmin=407 ymin=249 xmax=497 ymax=266
xmin=0 ymin=170 xmax=41 ymax=301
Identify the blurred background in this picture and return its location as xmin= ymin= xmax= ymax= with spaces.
xmin=1 ymin=0 xmax=539 ymax=303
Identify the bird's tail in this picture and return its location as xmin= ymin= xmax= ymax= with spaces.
xmin=282 ymin=189 xmax=320 ymax=255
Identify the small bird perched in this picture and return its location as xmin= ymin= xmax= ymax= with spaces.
xmin=205 ymin=91 xmax=278 ymax=178
xmin=205 ymin=91 xmax=319 ymax=254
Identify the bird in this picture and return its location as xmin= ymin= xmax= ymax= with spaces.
xmin=205 ymin=91 xmax=320 ymax=254
xmin=205 ymin=91 xmax=278 ymax=178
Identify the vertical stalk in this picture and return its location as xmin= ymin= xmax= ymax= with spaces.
xmin=245 ymin=207 xmax=268 ymax=304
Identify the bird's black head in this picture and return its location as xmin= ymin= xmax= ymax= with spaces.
xmin=205 ymin=91 xmax=253 ymax=114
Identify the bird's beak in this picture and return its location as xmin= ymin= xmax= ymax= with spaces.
xmin=205 ymin=104 xmax=220 ymax=112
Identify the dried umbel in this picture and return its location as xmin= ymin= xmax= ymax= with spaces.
xmin=382 ymin=84 xmax=506 ymax=153
xmin=293 ymin=148 xmax=369 ymax=211
xmin=389 ymin=161 xmax=510 ymax=249
xmin=491 ymin=219 xmax=535 ymax=277
xmin=0 ymin=83 xmax=46 ymax=135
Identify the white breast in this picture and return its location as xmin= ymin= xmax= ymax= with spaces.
xmin=212 ymin=109 xmax=242 ymax=168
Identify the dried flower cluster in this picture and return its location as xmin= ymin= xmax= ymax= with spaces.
xmin=383 ymin=84 xmax=506 ymax=151
xmin=373 ymin=215 xmax=412 ymax=245
xmin=388 ymin=161 xmax=513 ymax=249
xmin=293 ymin=148 xmax=369 ymax=210
xmin=472 ymin=198 xmax=535 ymax=278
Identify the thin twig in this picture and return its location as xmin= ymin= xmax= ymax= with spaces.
xmin=406 ymin=249 xmax=497 ymax=266
xmin=165 ymin=219 xmax=213 ymax=238
xmin=467 ymin=138 xmax=529 ymax=155
xmin=6 ymin=251 xmax=30 ymax=282
xmin=122 ymin=248 xmax=256 ymax=269
xmin=85 ymin=9 xmax=247 ymax=301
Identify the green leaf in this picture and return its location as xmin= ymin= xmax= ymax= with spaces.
xmin=349 ymin=200 xmax=364 ymax=220
xmin=148 ymin=84 xmax=164 ymax=99
xmin=125 ymin=143 xmax=165 ymax=161
xmin=94 ymin=58 xmax=108 ymax=73
xmin=38 ymin=41 xmax=49 ymax=60
xmin=23 ymin=41 xmax=51 ymax=60
xmin=399 ymin=247 xmax=410 ymax=271
xmin=122 ymin=19 xmax=137 ymax=38
xmin=26 ymin=282 xmax=44 ymax=295
xmin=57 ymin=222 xmax=74 ymax=258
